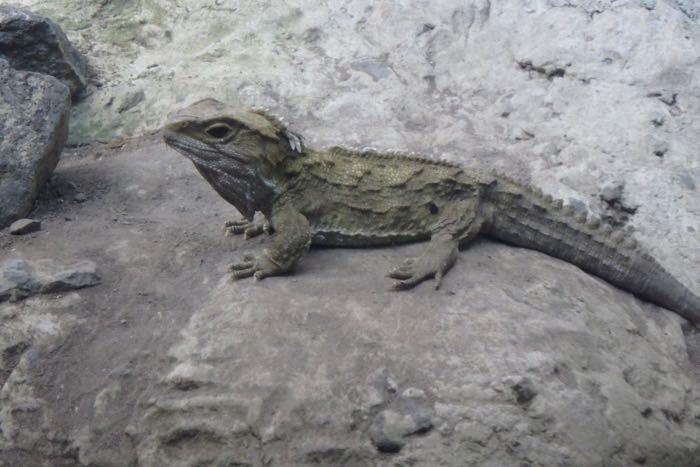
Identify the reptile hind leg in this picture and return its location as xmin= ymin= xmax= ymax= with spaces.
xmin=387 ymin=198 xmax=485 ymax=290
xmin=388 ymin=236 xmax=458 ymax=290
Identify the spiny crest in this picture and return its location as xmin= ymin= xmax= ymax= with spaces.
xmin=492 ymin=171 xmax=524 ymax=186
xmin=522 ymin=181 xmax=643 ymax=252
xmin=328 ymin=146 xmax=460 ymax=168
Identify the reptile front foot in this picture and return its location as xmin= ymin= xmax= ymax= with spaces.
xmin=387 ymin=240 xmax=458 ymax=290
xmin=229 ymin=251 xmax=285 ymax=281
xmin=224 ymin=218 xmax=271 ymax=239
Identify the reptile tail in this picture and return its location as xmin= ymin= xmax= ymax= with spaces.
xmin=482 ymin=179 xmax=700 ymax=325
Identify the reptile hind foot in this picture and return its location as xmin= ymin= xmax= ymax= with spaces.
xmin=229 ymin=251 xmax=285 ymax=280
xmin=387 ymin=240 xmax=458 ymax=290
xmin=224 ymin=218 xmax=271 ymax=239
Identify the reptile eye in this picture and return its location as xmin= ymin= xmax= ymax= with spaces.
xmin=205 ymin=123 xmax=233 ymax=139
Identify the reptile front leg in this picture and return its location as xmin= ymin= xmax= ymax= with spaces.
xmin=387 ymin=198 xmax=485 ymax=290
xmin=229 ymin=203 xmax=310 ymax=281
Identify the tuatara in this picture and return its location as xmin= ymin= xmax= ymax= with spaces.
xmin=163 ymin=98 xmax=700 ymax=324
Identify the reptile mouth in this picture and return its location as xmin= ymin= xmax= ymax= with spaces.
xmin=164 ymin=132 xmax=221 ymax=161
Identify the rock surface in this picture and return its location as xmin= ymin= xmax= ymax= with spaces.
xmin=8 ymin=219 xmax=41 ymax=235
xmin=0 ymin=259 xmax=100 ymax=302
xmin=11 ymin=0 xmax=699 ymax=290
xmin=0 ymin=138 xmax=697 ymax=466
xmin=0 ymin=5 xmax=87 ymax=97
xmin=0 ymin=1 xmax=699 ymax=466
xmin=0 ymin=59 xmax=70 ymax=228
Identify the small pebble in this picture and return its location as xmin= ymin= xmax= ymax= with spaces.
xmin=74 ymin=192 xmax=88 ymax=203
xmin=9 ymin=218 xmax=41 ymax=235
xmin=385 ymin=376 xmax=398 ymax=393
xmin=600 ymin=183 xmax=624 ymax=204
xmin=512 ymin=377 xmax=537 ymax=404
xmin=402 ymin=387 xmax=426 ymax=399
xmin=649 ymin=111 xmax=665 ymax=127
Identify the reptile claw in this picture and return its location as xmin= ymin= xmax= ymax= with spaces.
xmin=434 ymin=270 xmax=444 ymax=290
xmin=225 ymin=219 xmax=269 ymax=238
xmin=388 ymin=242 xmax=457 ymax=290
xmin=387 ymin=269 xmax=412 ymax=280
xmin=229 ymin=251 xmax=289 ymax=282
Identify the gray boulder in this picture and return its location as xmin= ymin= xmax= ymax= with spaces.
xmin=129 ymin=250 xmax=700 ymax=466
xmin=8 ymin=218 xmax=41 ymax=235
xmin=0 ymin=58 xmax=70 ymax=228
xmin=0 ymin=5 xmax=87 ymax=97
xmin=0 ymin=258 xmax=100 ymax=302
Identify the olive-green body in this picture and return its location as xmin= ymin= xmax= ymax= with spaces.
xmin=163 ymin=98 xmax=700 ymax=325
xmin=279 ymin=147 xmax=488 ymax=247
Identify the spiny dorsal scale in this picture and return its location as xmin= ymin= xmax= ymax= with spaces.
xmin=624 ymin=238 xmax=637 ymax=249
xmin=553 ymin=199 xmax=563 ymax=209
xmin=563 ymin=205 xmax=575 ymax=216
xmin=587 ymin=217 xmax=601 ymax=229
xmin=575 ymin=212 xmax=587 ymax=223
xmin=343 ymin=147 xmax=459 ymax=168
xmin=602 ymin=224 xmax=614 ymax=234
xmin=544 ymin=194 xmax=553 ymax=203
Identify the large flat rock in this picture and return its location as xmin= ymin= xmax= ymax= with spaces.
xmin=0 ymin=137 xmax=697 ymax=466
xmin=131 ymin=245 xmax=700 ymax=466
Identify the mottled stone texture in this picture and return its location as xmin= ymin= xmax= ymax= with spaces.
xmin=129 ymin=255 xmax=700 ymax=466
xmin=0 ymin=259 xmax=100 ymax=302
xmin=0 ymin=139 xmax=697 ymax=467
xmin=0 ymin=0 xmax=698 ymax=466
xmin=0 ymin=5 xmax=87 ymax=97
xmin=8 ymin=218 xmax=41 ymax=235
xmin=0 ymin=59 xmax=70 ymax=228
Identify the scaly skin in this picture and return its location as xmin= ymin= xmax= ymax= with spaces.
xmin=163 ymin=98 xmax=700 ymax=324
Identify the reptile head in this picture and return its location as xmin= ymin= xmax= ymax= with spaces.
xmin=163 ymin=98 xmax=303 ymax=219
